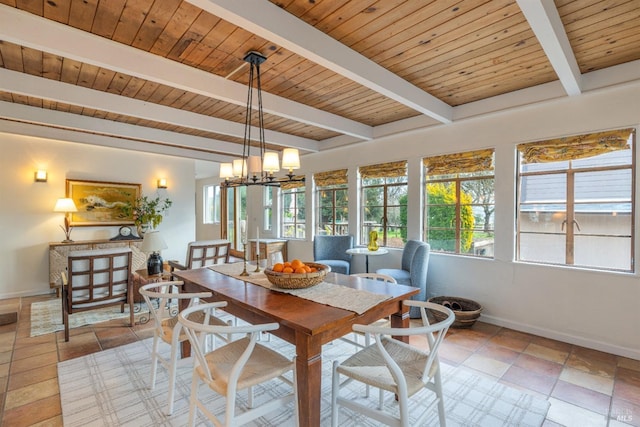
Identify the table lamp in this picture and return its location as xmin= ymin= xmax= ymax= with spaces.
xmin=53 ymin=198 xmax=78 ymax=242
xmin=141 ymin=231 xmax=168 ymax=275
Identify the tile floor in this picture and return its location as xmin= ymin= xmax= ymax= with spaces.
xmin=0 ymin=295 xmax=638 ymax=427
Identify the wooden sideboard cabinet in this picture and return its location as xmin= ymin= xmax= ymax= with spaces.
xmin=248 ymin=239 xmax=288 ymax=264
xmin=49 ymin=239 xmax=147 ymax=296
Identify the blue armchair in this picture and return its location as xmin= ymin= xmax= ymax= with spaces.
xmin=313 ymin=235 xmax=354 ymax=275
xmin=377 ymin=240 xmax=430 ymax=318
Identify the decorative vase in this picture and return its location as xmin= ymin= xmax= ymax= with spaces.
xmin=137 ymin=223 xmax=151 ymax=237
xmin=367 ymin=230 xmax=379 ymax=251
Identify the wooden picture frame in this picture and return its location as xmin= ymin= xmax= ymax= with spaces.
xmin=66 ymin=179 xmax=141 ymax=226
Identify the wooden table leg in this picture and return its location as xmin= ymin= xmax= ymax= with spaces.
xmin=390 ymin=301 xmax=411 ymax=343
xmin=295 ymin=332 xmax=323 ymax=427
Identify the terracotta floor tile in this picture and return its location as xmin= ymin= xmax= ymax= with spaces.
xmin=14 ymin=333 xmax=56 ymax=349
xmin=515 ymin=353 xmax=564 ymax=378
xmin=4 ymin=377 xmax=58 ymax=410
xmin=551 ymin=379 xmax=611 ymax=415
xmin=488 ymin=334 xmax=531 ymax=352
xmin=30 ymin=414 xmax=64 ymax=427
xmin=614 ymin=367 xmax=640 ymax=404
xmin=463 ymin=353 xmax=510 ymax=377
xmin=619 ymin=357 xmax=640 ymax=373
xmin=1 ymin=394 xmax=61 ymax=427
xmin=443 ymin=331 xmax=486 ymax=352
xmin=567 ymin=351 xmax=617 ymax=378
xmin=524 ymin=342 xmax=569 ymax=365
xmin=476 ymin=342 xmax=520 ymax=364
xmin=0 ymin=331 xmax=16 ymax=353
xmin=12 ymin=341 xmax=58 ymax=360
xmin=0 ymin=323 xmax=17 ymax=334
xmin=96 ymin=328 xmax=139 ymax=350
xmin=438 ymin=341 xmax=473 ymax=366
xmin=8 ymin=364 xmax=58 ymax=391
xmin=9 ymin=351 xmax=58 ymax=375
xmin=502 ymin=365 xmax=558 ymax=395
xmin=530 ymin=335 xmax=573 ymax=353
xmin=0 ymin=349 xmax=11 ymax=364
xmin=560 ymin=366 xmax=614 ymax=396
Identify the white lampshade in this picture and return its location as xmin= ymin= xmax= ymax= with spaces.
xmin=232 ymin=159 xmax=247 ymax=177
xmin=282 ymin=148 xmax=300 ymax=171
xmin=263 ymin=152 xmax=280 ymax=173
xmin=248 ymin=155 xmax=262 ymax=175
xmin=141 ymin=231 xmax=168 ymax=253
xmin=53 ymin=198 xmax=78 ymax=213
xmin=219 ymin=162 xmax=233 ymax=179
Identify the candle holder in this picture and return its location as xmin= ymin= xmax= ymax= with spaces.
xmin=254 ymin=252 xmax=261 ymax=273
xmin=239 ymin=241 xmax=250 ymax=276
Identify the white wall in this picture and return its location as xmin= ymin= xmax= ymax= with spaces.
xmin=0 ymin=133 xmax=197 ymax=298
xmin=294 ymin=80 xmax=640 ymax=359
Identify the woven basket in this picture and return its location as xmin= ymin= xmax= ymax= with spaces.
xmin=427 ymin=296 xmax=483 ymax=328
xmin=263 ymin=262 xmax=330 ymax=289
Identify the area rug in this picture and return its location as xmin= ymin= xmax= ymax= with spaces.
xmin=58 ymin=334 xmax=550 ymax=426
xmin=30 ymin=299 xmax=141 ymax=337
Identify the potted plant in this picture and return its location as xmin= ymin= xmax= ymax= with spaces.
xmin=121 ymin=195 xmax=172 ymax=236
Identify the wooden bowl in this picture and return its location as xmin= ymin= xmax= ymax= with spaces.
xmin=263 ymin=262 xmax=330 ymax=289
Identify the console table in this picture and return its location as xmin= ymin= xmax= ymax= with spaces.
xmin=248 ymin=238 xmax=288 ymax=263
xmin=49 ymin=239 xmax=146 ymax=296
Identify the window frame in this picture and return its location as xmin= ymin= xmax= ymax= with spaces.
xmin=280 ymin=185 xmax=306 ymax=240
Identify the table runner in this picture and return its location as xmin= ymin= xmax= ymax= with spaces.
xmin=208 ymin=262 xmax=391 ymax=315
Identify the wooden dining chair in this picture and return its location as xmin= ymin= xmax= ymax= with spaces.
xmin=331 ymin=300 xmax=454 ymax=427
xmin=62 ymin=248 xmax=134 ymax=342
xmin=178 ymin=301 xmax=299 ymax=427
xmin=167 ymin=239 xmax=230 ymax=272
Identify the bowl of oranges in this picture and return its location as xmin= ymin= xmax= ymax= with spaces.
xmin=263 ymin=259 xmax=330 ymax=289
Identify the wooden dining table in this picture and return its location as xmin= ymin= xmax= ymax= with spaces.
xmin=172 ymin=266 xmax=419 ymax=427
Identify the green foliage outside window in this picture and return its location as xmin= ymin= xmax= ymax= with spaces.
xmin=426 ymin=183 xmax=474 ymax=252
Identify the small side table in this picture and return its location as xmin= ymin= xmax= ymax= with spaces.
xmin=346 ymin=247 xmax=389 ymax=273
xmin=133 ymin=269 xmax=172 ymax=303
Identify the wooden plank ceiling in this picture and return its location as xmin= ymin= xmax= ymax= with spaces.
xmin=0 ymin=0 xmax=639 ymax=162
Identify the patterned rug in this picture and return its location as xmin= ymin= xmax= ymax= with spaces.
xmin=30 ymin=299 xmax=143 ymax=337
xmin=58 ymin=333 xmax=550 ymax=426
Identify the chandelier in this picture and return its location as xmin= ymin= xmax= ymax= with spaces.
xmin=219 ymin=51 xmax=304 ymax=188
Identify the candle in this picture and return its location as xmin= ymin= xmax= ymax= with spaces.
xmin=240 ymin=220 xmax=246 ymax=233
xmin=256 ymin=226 xmax=260 ymax=256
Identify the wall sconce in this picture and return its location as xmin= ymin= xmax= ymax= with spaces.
xmin=34 ymin=170 xmax=48 ymax=182
xmin=157 ymin=178 xmax=167 ymax=189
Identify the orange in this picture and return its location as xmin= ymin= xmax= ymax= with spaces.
xmin=294 ymin=266 xmax=306 ymax=274
xmin=272 ymin=263 xmax=284 ymax=272
xmin=291 ymin=259 xmax=304 ymax=269
xmin=283 ymin=266 xmax=294 ymax=273
xmin=284 ymin=261 xmax=292 ymax=268
xmin=303 ymin=265 xmax=312 ymax=273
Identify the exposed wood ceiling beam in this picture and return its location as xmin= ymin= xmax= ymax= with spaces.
xmin=517 ymin=0 xmax=582 ymax=96
xmin=0 ymin=5 xmax=372 ymax=141
xmin=0 ymin=101 xmax=237 ymax=162
xmin=0 ymin=69 xmax=319 ymax=153
xmin=185 ymin=0 xmax=454 ymax=124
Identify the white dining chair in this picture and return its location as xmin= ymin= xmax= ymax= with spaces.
xmin=139 ymin=281 xmax=232 ymax=415
xmin=331 ymin=300 xmax=454 ymax=427
xmin=179 ymin=301 xmax=299 ymax=427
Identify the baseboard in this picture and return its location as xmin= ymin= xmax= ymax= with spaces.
xmin=480 ymin=314 xmax=640 ymax=361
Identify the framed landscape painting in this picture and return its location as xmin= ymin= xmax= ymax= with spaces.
xmin=66 ymin=179 xmax=141 ymax=226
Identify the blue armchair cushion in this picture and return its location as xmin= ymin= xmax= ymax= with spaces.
xmin=313 ymin=235 xmax=354 ymax=275
xmin=377 ymin=240 xmax=430 ymax=318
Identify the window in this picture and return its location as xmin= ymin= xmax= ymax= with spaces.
xmin=281 ymin=180 xmax=305 ymax=239
xmin=222 ymin=186 xmax=246 ymax=252
xmin=263 ymin=187 xmax=273 ymax=232
xmin=203 ymin=185 xmax=221 ymax=224
xmin=360 ymin=161 xmax=408 ymax=248
xmin=517 ymin=128 xmax=635 ymax=271
xmin=423 ymin=149 xmax=495 ymax=257
xmin=315 ymin=169 xmax=348 ymax=236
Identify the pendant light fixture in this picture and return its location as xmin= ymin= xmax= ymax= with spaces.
xmin=220 ymin=51 xmax=304 ymax=188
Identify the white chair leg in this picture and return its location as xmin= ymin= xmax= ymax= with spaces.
xmin=166 ymin=342 xmax=179 ymax=415
xmin=331 ymin=361 xmax=340 ymax=427
xmin=149 ymin=335 xmax=160 ymax=389
xmin=188 ymin=371 xmax=199 ymax=427
xmin=434 ymin=370 xmax=447 ymax=427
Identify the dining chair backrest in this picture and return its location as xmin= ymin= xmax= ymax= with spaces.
xmin=62 ymin=247 xmax=133 ymax=341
